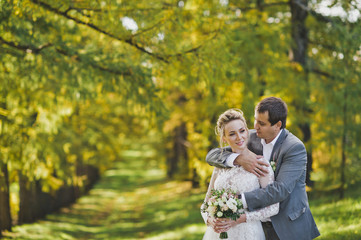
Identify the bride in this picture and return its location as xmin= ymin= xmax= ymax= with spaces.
xmin=201 ymin=109 xmax=279 ymax=240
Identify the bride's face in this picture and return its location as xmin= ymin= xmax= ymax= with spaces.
xmin=223 ymin=119 xmax=248 ymax=153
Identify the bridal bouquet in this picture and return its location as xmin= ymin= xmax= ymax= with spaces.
xmin=201 ymin=188 xmax=244 ymax=239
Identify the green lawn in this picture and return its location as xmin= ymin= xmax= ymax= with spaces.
xmin=308 ymin=188 xmax=361 ymax=240
xmin=2 ymin=149 xmax=361 ymax=239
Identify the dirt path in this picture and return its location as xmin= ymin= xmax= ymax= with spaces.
xmin=2 ymin=150 xmax=206 ymax=240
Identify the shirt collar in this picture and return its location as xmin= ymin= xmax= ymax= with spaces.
xmin=261 ymin=129 xmax=283 ymax=147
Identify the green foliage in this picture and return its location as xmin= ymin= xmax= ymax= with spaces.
xmin=1 ymin=0 xmax=166 ymax=202
xmin=309 ymin=17 xmax=361 ymax=188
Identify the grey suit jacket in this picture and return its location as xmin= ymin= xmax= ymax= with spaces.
xmin=206 ymin=129 xmax=320 ymax=240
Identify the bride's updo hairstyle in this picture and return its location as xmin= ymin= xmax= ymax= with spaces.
xmin=215 ymin=109 xmax=248 ymax=148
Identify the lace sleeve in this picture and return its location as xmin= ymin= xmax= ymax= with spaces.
xmin=245 ymin=164 xmax=279 ymax=222
xmin=259 ymin=161 xmax=274 ymax=188
xmin=200 ymin=167 xmax=220 ymax=224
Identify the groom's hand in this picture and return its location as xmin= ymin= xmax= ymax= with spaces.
xmin=234 ymin=152 xmax=269 ymax=177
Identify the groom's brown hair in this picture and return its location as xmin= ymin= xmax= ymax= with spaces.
xmin=256 ymin=97 xmax=288 ymax=129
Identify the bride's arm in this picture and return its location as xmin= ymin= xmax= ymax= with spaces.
xmin=245 ymin=163 xmax=279 ymax=222
xmin=200 ymin=167 xmax=220 ymax=225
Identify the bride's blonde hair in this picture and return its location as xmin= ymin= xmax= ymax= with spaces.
xmin=215 ymin=109 xmax=248 ymax=148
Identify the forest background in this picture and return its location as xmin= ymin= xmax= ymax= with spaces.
xmin=0 ymin=0 xmax=360 ymax=238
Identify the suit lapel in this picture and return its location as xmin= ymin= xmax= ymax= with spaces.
xmin=271 ymin=129 xmax=288 ymax=177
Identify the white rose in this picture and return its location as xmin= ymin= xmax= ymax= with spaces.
xmin=221 ymin=205 xmax=229 ymax=211
xmin=227 ymin=198 xmax=238 ymax=212
xmin=227 ymin=198 xmax=237 ymax=207
xmin=207 ymin=206 xmax=217 ymax=216
xmin=217 ymin=211 xmax=223 ymax=217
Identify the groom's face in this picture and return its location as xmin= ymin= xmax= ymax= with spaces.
xmin=254 ymin=111 xmax=281 ymax=144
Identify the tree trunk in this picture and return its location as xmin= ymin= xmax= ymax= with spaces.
xmin=176 ymin=122 xmax=189 ymax=177
xmin=77 ymin=164 xmax=100 ymax=193
xmin=339 ymin=89 xmax=348 ymax=199
xmin=191 ymin=168 xmax=200 ymax=188
xmin=290 ymin=0 xmax=308 ymax=65
xmin=0 ymin=162 xmax=12 ymax=234
xmin=166 ymin=134 xmax=177 ymax=178
xmin=0 ymin=109 xmax=12 ymax=234
xmin=166 ymin=93 xmax=189 ymax=179
xmin=340 ymin=130 xmax=346 ymax=199
xmin=290 ymin=0 xmax=314 ymax=186
xmin=167 ymin=122 xmax=188 ymax=179
xmin=257 ymin=0 xmax=266 ymax=97
xmin=18 ymin=173 xmax=36 ymax=224
xmin=298 ymin=123 xmax=314 ymax=186
xmin=53 ymin=185 xmax=76 ymax=210
xmin=34 ymin=181 xmax=55 ymax=219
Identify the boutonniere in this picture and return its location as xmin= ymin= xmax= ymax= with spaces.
xmin=270 ymin=160 xmax=276 ymax=172
xmin=270 ymin=152 xmax=278 ymax=172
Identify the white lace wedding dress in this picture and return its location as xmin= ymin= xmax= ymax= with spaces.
xmin=201 ymin=165 xmax=279 ymax=240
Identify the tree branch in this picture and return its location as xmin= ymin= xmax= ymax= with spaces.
xmin=132 ymin=19 xmax=165 ymax=37
xmin=0 ymin=45 xmax=24 ymax=57
xmin=55 ymin=48 xmax=132 ymax=76
xmin=0 ymin=36 xmax=132 ymax=76
xmin=30 ymin=0 xmax=172 ymax=63
xmin=0 ymin=36 xmax=52 ymax=53
xmin=309 ymin=40 xmax=337 ymax=52
xmin=30 ymin=0 xmax=214 ymax=63
xmin=230 ymin=1 xmax=289 ymax=12
xmin=311 ymin=68 xmax=334 ymax=79
xmin=72 ymin=4 xmax=174 ymax=13
xmin=173 ymin=31 xmax=219 ymax=58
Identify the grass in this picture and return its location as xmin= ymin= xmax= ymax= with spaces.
xmin=2 ymin=148 xmax=361 ymax=239
xmin=2 ymin=149 xmax=207 ymax=240
xmin=308 ymin=187 xmax=361 ymax=240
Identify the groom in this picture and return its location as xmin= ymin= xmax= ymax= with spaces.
xmin=206 ymin=97 xmax=320 ymax=240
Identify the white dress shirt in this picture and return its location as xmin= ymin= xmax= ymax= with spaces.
xmin=261 ymin=129 xmax=283 ymax=162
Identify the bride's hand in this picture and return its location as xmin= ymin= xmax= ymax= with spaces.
xmin=207 ymin=217 xmax=218 ymax=230
xmin=211 ymin=215 xmax=247 ymax=233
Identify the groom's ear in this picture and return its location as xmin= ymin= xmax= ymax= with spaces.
xmin=276 ymin=120 xmax=282 ymax=129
